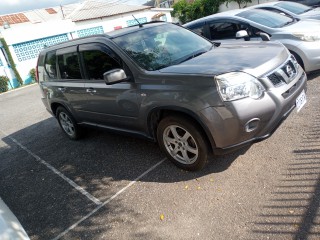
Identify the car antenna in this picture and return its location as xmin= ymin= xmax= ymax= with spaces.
xmin=132 ymin=15 xmax=143 ymax=28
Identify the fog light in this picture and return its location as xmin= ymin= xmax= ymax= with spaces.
xmin=245 ymin=118 xmax=260 ymax=132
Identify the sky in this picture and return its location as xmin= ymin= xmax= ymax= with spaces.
xmin=0 ymin=0 xmax=147 ymax=15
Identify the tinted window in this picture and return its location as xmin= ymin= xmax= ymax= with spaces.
xmin=44 ymin=51 xmax=57 ymax=79
xmin=189 ymin=25 xmax=206 ymax=36
xmin=113 ymin=24 xmax=212 ymax=71
xmin=259 ymin=7 xmax=291 ymax=17
xmin=82 ymin=50 xmax=120 ymax=80
xmin=58 ymin=52 xmax=82 ymax=79
xmin=209 ymin=22 xmax=248 ymax=40
xmin=237 ymin=9 xmax=294 ymax=28
xmin=275 ymin=2 xmax=311 ymax=14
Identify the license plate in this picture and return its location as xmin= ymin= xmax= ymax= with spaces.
xmin=296 ymin=90 xmax=307 ymax=112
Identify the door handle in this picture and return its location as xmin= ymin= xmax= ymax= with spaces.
xmin=58 ymin=87 xmax=66 ymax=92
xmin=86 ymin=88 xmax=97 ymax=93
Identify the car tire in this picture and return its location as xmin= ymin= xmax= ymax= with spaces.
xmin=157 ymin=116 xmax=209 ymax=171
xmin=56 ymin=106 xmax=81 ymax=140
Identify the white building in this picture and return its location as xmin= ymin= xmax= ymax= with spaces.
xmin=0 ymin=0 xmax=173 ymax=89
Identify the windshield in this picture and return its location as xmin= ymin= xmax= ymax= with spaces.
xmin=237 ymin=9 xmax=294 ymax=28
xmin=275 ymin=2 xmax=312 ymax=15
xmin=112 ymin=24 xmax=212 ymax=71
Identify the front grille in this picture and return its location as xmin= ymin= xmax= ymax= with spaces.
xmin=268 ymin=73 xmax=283 ymax=86
xmin=267 ymin=59 xmax=297 ymax=87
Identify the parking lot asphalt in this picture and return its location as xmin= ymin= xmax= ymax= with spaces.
xmin=1 ymin=71 xmax=320 ymax=240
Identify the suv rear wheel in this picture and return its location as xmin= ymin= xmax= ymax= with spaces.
xmin=157 ymin=116 xmax=209 ymax=171
xmin=56 ymin=106 xmax=81 ymax=140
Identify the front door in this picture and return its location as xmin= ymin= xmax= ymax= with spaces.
xmin=79 ymin=43 xmax=140 ymax=129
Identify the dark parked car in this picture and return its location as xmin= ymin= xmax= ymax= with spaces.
xmin=37 ymin=22 xmax=307 ymax=171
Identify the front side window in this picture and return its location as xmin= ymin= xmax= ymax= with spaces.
xmin=209 ymin=22 xmax=248 ymax=40
xmin=57 ymin=52 xmax=82 ymax=79
xmin=237 ymin=9 xmax=294 ymax=28
xmin=82 ymin=50 xmax=120 ymax=80
xmin=112 ymin=24 xmax=212 ymax=71
xmin=275 ymin=2 xmax=311 ymax=15
xmin=44 ymin=51 xmax=57 ymax=79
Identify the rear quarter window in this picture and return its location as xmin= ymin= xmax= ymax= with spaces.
xmin=44 ymin=51 xmax=57 ymax=80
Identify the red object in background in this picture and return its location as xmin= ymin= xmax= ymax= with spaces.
xmin=114 ymin=26 xmax=122 ymax=30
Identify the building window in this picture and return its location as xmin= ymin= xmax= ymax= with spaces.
xmin=77 ymin=26 xmax=104 ymax=38
xmin=13 ymin=34 xmax=69 ymax=62
xmin=126 ymin=17 xmax=147 ymax=27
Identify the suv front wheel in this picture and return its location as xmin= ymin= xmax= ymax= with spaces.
xmin=157 ymin=116 xmax=209 ymax=171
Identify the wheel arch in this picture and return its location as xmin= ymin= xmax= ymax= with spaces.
xmin=51 ymin=102 xmax=73 ymax=118
xmin=289 ymin=50 xmax=304 ymax=70
xmin=147 ymin=107 xmax=216 ymax=153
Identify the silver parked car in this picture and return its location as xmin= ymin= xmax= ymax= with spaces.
xmin=252 ymin=1 xmax=320 ymax=20
xmin=184 ymin=9 xmax=320 ymax=72
xmin=0 ymin=197 xmax=30 ymax=240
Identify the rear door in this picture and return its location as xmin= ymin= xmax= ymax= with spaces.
xmin=55 ymin=46 xmax=87 ymax=119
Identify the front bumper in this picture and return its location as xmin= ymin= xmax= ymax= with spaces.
xmin=199 ymin=67 xmax=307 ymax=155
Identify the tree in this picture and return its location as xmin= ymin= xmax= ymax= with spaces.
xmin=172 ymin=0 xmax=223 ymax=24
xmin=225 ymin=0 xmax=252 ymax=9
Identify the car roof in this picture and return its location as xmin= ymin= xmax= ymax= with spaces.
xmin=184 ymin=8 xmax=249 ymax=26
xmin=184 ymin=7 xmax=291 ymax=27
xmin=39 ymin=21 xmax=169 ymax=53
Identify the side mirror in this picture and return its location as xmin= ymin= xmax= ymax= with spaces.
xmin=259 ymin=32 xmax=270 ymax=41
xmin=236 ymin=30 xmax=249 ymax=41
xmin=103 ymin=69 xmax=127 ymax=85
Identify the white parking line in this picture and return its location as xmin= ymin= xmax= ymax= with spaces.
xmin=0 ymin=130 xmax=102 ymax=206
xmin=52 ymin=158 xmax=166 ymax=240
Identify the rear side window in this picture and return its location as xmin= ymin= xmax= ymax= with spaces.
xmin=58 ymin=52 xmax=82 ymax=79
xmin=82 ymin=50 xmax=120 ymax=80
xmin=44 ymin=51 xmax=57 ymax=79
xmin=188 ymin=25 xmax=206 ymax=36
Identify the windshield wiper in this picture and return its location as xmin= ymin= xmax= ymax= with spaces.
xmin=177 ymin=50 xmax=207 ymax=64
xmin=303 ymin=8 xmax=313 ymax=13
xmin=281 ymin=20 xmax=294 ymax=27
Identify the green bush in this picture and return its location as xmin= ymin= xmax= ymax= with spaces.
xmin=29 ymin=68 xmax=36 ymax=83
xmin=0 ymin=75 xmax=9 ymax=93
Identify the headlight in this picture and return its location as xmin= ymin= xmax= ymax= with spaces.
xmin=215 ymin=72 xmax=265 ymax=101
xmin=293 ymin=32 xmax=320 ymax=42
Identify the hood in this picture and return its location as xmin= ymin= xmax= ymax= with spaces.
xmin=159 ymin=41 xmax=288 ymax=77
xmin=301 ymin=7 xmax=320 ymax=19
xmin=282 ymin=19 xmax=320 ymax=32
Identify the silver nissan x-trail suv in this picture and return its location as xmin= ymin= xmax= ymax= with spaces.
xmin=37 ymin=22 xmax=307 ymax=171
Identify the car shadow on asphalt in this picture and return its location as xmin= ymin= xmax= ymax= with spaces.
xmin=250 ymin=95 xmax=320 ymax=239
xmin=307 ymin=70 xmax=320 ymax=80
xmin=0 ymin=117 xmax=246 ymax=239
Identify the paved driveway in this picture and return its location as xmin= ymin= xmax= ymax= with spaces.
xmin=1 ymin=72 xmax=320 ymax=240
